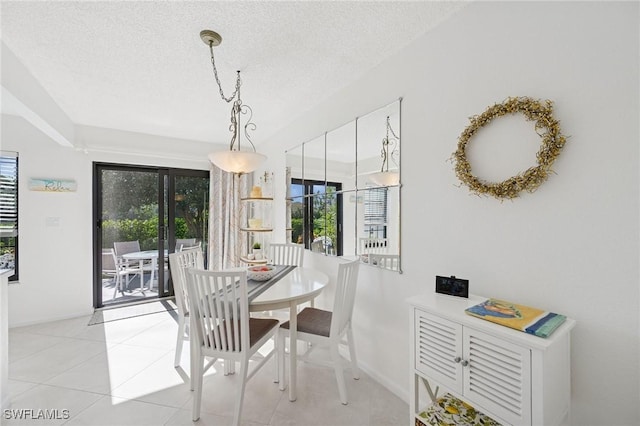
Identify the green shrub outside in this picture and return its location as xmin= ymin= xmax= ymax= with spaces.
xmin=103 ymin=217 xmax=188 ymax=250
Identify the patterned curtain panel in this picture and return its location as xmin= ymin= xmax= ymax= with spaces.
xmin=208 ymin=165 xmax=249 ymax=269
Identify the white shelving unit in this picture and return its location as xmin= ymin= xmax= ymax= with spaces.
xmin=408 ymin=292 xmax=576 ymax=426
xmin=240 ymin=182 xmax=273 ymax=265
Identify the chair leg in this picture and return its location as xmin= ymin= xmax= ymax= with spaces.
xmin=273 ymin=333 xmax=279 ymax=384
xmin=233 ymin=358 xmax=249 ymax=426
xmin=192 ymin=353 xmax=204 ymax=421
xmin=174 ymin=316 xmax=185 ymax=367
xmin=278 ymin=330 xmax=286 ymax=390
xmin=224 ymin=359 xmax=236 ymax=375
xmin=112 ymin=275 xmax=120 ymax=299
xmin=347 ymin=327 xmax=360 ymax=380
xmin=189 ymin=321 xmax=196 ymax=390
xmin=331 ymin=343 xmax=348 ymax=405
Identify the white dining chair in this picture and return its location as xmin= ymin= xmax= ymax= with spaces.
xmin=186 ymin=267 xmax=280 ymax=425
xmin=359 ymin=237 xmax=388 ymax=254
xmin=102 ymin=248 xmax=142 ymax=299
xmin=114 ymin=240 xmax=156 ymax=291
xmin=368 ymin=253 xmax=400 ymax=271
xmin=113 ymin=240 xmax=141 ymax=260
xmin=168 ymin=248 xmax=204 ymax=368
xmin=176 ymin=238 xmax=197 ymax=251
xmin=268 ymin=243 xmax=311 ymax=313
xmin=277 ymin=259 xmax=360 ymax=404
xmin=178 ymin=241 xmax=202 ymax=252
xmin=269 ymin=243 xmax=304 ymax=266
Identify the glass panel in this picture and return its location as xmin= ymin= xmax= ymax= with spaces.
xmin=285 ymin=144 xmax=304 ymax=184
xmin=326 ymin=121 xmax=356 ymax=192
xmin=170 ymin=173 xmax=209 ymax=296
xmin=174 ymin=174 xmax=209 ymax=251
xmin=341 ymin=189 xmax=359 ymax=257
xmin=304 ymin=135 xmax=326 ymax=183
xmin=324 ymin=187 xmax=341 ymax=256
xmin=100 ymin=168 xmax=159 ymax=305
xmin=357 ymin=100 xmax=400 ymax=189
xmin=289 ymin=188 xmax=304 ymax=245
xmin=310 ymin=193 xmax=328 ymax=254
xmin=356 ymin=186 xmax=400 ymax=271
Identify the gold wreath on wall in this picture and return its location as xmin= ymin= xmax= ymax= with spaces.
xmin=452 ymin=96 xmax=567 ymax=200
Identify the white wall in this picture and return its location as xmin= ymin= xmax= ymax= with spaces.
xmin=261 ymin=2 xmax=639 ymax=425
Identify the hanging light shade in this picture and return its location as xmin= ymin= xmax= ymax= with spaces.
xmin=368 ymin=115 xmax=400 ymax=186
xmin=208 ymin=150 xmax=267 ymax=174
xmin=368 ymin=170 xmax=399 ymax=186
xmin=200 ymin=29 xmax=267 ymax=174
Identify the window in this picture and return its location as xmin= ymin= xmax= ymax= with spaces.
xmin=364 ymin=187 xmax=387 ymax=240
xmin=0 ymin=152 xmax=18 ymax=281
xmin=290 ymin=178 xmax=343 ymax=256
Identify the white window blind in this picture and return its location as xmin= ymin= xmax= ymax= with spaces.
xmin=364 ymin=187 xmax=387 ymax=226
xmin=0 ymin=151 xmax=18 ymax=279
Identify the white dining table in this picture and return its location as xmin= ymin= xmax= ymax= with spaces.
xmin=121 ymin=250 xmax=168 ymax=292
xmin=250 ymin=266 xmax=329 ymax=402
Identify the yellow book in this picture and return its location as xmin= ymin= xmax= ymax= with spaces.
xmin=465 ymin=298 xmax=566 ymax=338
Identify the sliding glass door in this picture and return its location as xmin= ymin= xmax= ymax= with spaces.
xmin=93 ymin=163 xmax=209 ymax=308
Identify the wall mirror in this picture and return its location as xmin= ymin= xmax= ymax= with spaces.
xmin=286 ymin=98 xmax=401 ymax=272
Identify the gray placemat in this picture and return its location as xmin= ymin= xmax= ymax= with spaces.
xmin=247 ymin=265 xmax=296 ymax=302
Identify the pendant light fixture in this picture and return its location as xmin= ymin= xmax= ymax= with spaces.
xmin=200 ymin=29 xmax=267 ymax=174
xmin=368 ymin=116 xmax=400 ymax=186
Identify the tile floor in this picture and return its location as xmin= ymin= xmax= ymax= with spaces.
xmin=7 ymin=307 xmax=408 ymax=425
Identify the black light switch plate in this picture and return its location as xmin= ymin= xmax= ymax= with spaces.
xmin=435 ymin=275 xmax=469 ymax=298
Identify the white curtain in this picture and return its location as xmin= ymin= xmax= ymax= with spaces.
xmin=208 ymin=165 xmax=250 ymax=269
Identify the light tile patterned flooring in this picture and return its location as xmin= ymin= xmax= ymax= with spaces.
xmin=7 ymin=307 xmax=408 ymax=425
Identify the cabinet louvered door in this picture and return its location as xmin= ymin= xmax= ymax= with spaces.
xmin=463 ymin=328 xmax=532 ymax=426
xmin=414 ymin=310 xmax=463 ymax=393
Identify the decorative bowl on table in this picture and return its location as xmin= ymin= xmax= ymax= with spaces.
xmin=247 ymin=265 xmax=276 ymax=281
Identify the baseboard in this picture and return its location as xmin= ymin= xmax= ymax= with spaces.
xmin=357 ymin=360 xmax=409 ymax=404
xmin=8 ymin=309 xmax=94 ymax=329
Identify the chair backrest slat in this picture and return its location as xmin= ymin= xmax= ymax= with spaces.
xmin=359 ymin=237 xmax=388 ymax=254
xmin=270 ymin=243 xmax=304 ymax=267
xmin=330 ymin=260 xmax=360 ymax=338
xmin=168 ymin=248 xmax=204 ymax=316
xmin=187 ymin=268 xmax=249 ymax=354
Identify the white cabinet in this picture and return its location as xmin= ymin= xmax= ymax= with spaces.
xmin=408 ymin=293 xmax=575 ymax=426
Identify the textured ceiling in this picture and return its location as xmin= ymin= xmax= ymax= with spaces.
xmin=1 ymin=1 xmax=467 ymax=146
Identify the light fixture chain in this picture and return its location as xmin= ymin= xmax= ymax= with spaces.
xmin=209 ymin=43 xmax=240 ymax=103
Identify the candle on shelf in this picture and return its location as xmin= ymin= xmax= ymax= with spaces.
xmin=250 ymin=186 xmax=262 ymax=198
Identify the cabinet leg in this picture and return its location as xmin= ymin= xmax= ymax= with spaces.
xmin=420 ymin=376 xmax=439 ymax=403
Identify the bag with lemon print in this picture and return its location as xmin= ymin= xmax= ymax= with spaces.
xmin=416 ymin=393 xmax=501 ymax=426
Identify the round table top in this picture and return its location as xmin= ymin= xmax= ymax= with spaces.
xmin=250 ymin=267 xmax=329 ymax=308
xmin=121 ymin=250 xmax=167 ymax=260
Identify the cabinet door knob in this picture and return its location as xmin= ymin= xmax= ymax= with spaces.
xmin=461 ymin=360 xmax=469 ymax=367
xmin=454 ymin=357 xmax=461 ymax=363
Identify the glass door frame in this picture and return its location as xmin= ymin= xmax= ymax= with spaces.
xmin=92 ymin=162 xmax=209 ymax=308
